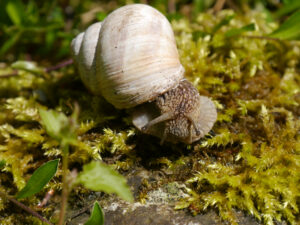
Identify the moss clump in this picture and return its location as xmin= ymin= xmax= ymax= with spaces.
xmin=173 ymin=10 xmax=299 ymax=225
xmin=0 ymin=8 xmax=299 ymax=225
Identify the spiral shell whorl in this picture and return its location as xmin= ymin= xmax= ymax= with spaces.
xmin=71 ymin=4 xmax=217 ymax=143
xmin=71 ymin=22 xmax=103 ymax=94
xmin=71 ymin=4 xmax=184 ymax=108
xmin=96 ymin=4 xmax=184 ymax=109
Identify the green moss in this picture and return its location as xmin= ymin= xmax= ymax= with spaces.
xmin=0 ymin=8 xmax=299 ymax=225
xmin=172 ymin=10 xmax=299 ymax=225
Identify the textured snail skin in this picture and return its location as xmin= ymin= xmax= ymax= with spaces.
xmin=132 ymin=79 xmax=217 ymax=144
xmin=71 ymin=4 xmax=217 ymax=144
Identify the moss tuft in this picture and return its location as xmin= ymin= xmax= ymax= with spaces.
xmin=173 ymin=10 xmax=299 ymax=225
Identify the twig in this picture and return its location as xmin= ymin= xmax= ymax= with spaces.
xmin=0 ymin=191 xmax=53 ymax=225
xmin=0 ymin=70 xmax=19 ymax=78
xmin=168 ymin=0 xmax=176 ymax=14
xmin=0 ymin=59 xmax=74 ymax=79
xmin=45 ymin=59 xmax=74 ymax=73
xmin=242 ymin=35 xmax=282 ymax=42
xmin=38 ymin=189 xmax=55 ymax=208
xmin=69 ymin=203 xmax=94 ymax=220
xmin=226 ymin=0 xmax=240 ymax=12
xmin=213 ymin=0 xmax=226 ymax=13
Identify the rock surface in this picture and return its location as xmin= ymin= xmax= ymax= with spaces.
xmin=66 ymin=168 xmax=274 ymax=225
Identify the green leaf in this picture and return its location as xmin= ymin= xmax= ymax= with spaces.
xmin=273 ymin=1 xmax=300 ymax=18
xmin=76 ymin=161 xmax=133 ymax=202
xmin=39 ymin=109 xmax=66 ymax=139
xmin=96 ymin=12 xmax=107 ymax=22
xmin=11 ymin=61 xmax=44 ymax=74
xmin=269 ymin=10 xmax=300 ymax=40
xmin=84 ymin=202 xmax=104 ymax=225
xmin=0 ymin=160 xmax=6 ymax=169
xmin=193 ymin=0 xmax=213 ymax=14
xmin=167 ymin=13 xmax=184 ymax=21
xmin=193 ymin=0 xmax=206 ymax=13
xmin=5 ymin=0 xmax=24 ymax=26
xmin=16 ymin=159 xmax=59 ymax=199
xmin=0 ymin=30 xmax=22 ymax=56
xmin=0 ymin=1 xmax=10 ymax=23
xmin=39 ymin=108 xmax=77 ymax=145
xmin=225 ymin=23 xmax=256 ymax=38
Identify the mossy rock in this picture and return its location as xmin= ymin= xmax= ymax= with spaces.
xmin=0 ymin=8 xmax=299 ymax=225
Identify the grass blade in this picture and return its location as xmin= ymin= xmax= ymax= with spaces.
xmin=269 ymin=10 xmax=300 ymax=40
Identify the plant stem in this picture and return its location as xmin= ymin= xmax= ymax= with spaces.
xmin=242 ymin=35 xmax=281 ymax=42
xmin=45 ymin=59 xmax=74 ymax=72
xmin=58 ymin=144 xmax=70 ymax=225
xmin=0 ymin=191 xmax=53 ymax=225
xmin=213 ymin=0 xmax=226 ymax=13
xmin=0 ymin=70 xmax=19 ymax=78
xmin=0 ymin=59 xmax=74 ymax=79
xmin=168 ymin=0 xmax=176 ymax=14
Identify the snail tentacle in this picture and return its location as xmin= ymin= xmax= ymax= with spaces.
xmin=142 ymin=111 xmax=173 ymax=132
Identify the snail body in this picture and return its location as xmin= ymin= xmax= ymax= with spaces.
xmin=71 ymin=4 xmax=217 ymax=144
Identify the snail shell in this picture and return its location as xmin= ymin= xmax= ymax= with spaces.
xmin=71 ymin=4 xmax=184 ymax=109
xmin=71 ymin=4 xmax=217 ymax=144
xmin=71 ymin=22 xmax=102 ymax=94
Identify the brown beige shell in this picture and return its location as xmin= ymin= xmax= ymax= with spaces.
xmin=71 ymin=4 xmax=184 ymax=109
xmin=71 ymin=22 xmax=102 ymax=94
xmin=71 ymin=4 xmax=217 ymax=144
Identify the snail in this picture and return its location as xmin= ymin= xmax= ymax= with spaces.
xmin=71 ymin=4 xmax=217 ymax=144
